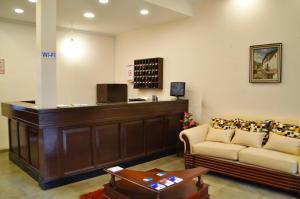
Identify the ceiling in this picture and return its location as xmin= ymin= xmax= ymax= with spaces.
xmin=0 ymin=0 xmax=201 ymax=35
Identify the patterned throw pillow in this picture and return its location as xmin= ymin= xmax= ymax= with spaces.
xmin=212 ymin=118 xmax=272 ymax=144
xmin=249 ymin=120 xmax=273 ymax=144
xmin=211 ymin=118 xmax=237 ymax=130
xmin=250 ymin=120 xmax=272 ymax=133
xmin=234 ymin=119 xmax=252 ymax=131
xmin=271 ymin=122 xmax=300 ymax=139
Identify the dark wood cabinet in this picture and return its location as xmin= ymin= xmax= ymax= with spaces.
xmin=29 ymin=127 xmax=39 ymax=169
xmin=93 ymin=124 xmax=121 ymax=165
xmin=165 ymin=113 xmax=183 ymax=150
xmin=19 ymin=122 xmax=29 ymax=162
xmin=10 ymin=120 xmax=19 ymax=155
xmin=2 ymin=100 xmax=188 ymax=189
xmin=145 ymin=117 xmax=164 ymax=154
xmin=62 ymin=127 xmax=93 ymax=174
xmin=121 ymin=120 xmax=145 ymax=159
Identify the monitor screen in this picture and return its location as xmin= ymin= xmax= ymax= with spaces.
xmin=170 ymin=82 xmax=185 ymax=97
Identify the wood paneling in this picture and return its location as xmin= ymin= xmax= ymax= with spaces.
xmin=145 ymin=117 xmax=164 ymax=154
xmin=93 ymin=124 xmax=121 ymax=165
xmin=121 ymin=121 xmax=145 ymax=159
xmin=29 ymin=127 xmax=39 ymax=169
xmin=42 ymin=128 xmax=61 ymax=179
xmin=1 ymin=100 xmax=188 ymax=189
xmin=19 ymin=122 xmax=29 ymax=162
xmin=165 ymin=113 xmax=182 ymax=149
xmin=62 ymin=127 xmax=93 ymax=174
xmin=10 ymin=120 xmax=19 ymax=154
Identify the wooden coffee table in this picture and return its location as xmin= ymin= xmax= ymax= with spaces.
xmin=103 ymin=167 xmax=210 ymax=199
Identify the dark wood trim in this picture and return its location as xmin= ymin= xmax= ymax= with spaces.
xmin=0 ymin=149 xmax=9 ymax=153
xmin=182 ymin=134 xmax=191 ymax=154
xmin=184 ymin=149 xmax=300 ymax=194
xmin=9 ymin=152 xmax=40 ymax=182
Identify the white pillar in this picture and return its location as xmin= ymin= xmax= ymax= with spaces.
xmin=36 ymin=0 xmax=57 ymax=108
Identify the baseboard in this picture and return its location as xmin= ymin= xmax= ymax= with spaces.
xmin=0 ymin=149 xmax=9 ymax=153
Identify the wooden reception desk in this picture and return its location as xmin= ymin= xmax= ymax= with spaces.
xmin=1 ymin=100 xmax=188 ymax=189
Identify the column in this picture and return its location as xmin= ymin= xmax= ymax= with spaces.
xmin=36 ymin=0 xmax=57 ymax=108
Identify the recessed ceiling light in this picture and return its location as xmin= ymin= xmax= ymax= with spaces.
xmin=99 ymin=0 xmax=109 ymax=4
xmin=14 ymin=8 xmax=24 ymax=14
xmin=28 ymin=0 xmax=37 ymax=3
xmin=83 ymin=12 xmax=95 ymax=19
xmin=140 ymin=9 xmax=149 ymax=16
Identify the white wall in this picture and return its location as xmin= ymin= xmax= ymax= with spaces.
xmin=56 ymin=30 xmax=115 ymax=104
xmin=0 ymin=21 xmax=115 ymax=150
xmin=115 ymin=0 xmax=300 ymax=123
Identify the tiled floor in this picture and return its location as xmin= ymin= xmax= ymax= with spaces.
xmin=0 ymin=152 xmax=296 ymax=199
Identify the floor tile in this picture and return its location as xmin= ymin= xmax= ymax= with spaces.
xmin=0 ymin=152 xmax=296 ymax=198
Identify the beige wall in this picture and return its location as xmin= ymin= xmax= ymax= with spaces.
xmin=115 ymin=0 xmax=300 ymax=123
xmin=0 ymin=21 xmax=115 ymax=150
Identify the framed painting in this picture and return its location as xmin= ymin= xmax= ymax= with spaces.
xmin=249 ymin=43 xmax=282 ymax=83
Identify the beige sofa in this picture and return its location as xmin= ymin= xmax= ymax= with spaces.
xmin=179 ymin=118 xmax=300 ymax=194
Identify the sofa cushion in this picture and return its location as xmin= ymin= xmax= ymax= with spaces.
xmin=264 ymin=133 xmax=300 ymax=155
xmin=192 ymin=141 xmax=246 ymax=160
xmin=231 ymin=129 xmax=266 ymax=148
xmin=239 ymin=147 xmax=298 ymax=174
xmin=211 ymin=118 xmax=271 ymax=144
xmin=206 ymin=128 xmax=235 ymax=144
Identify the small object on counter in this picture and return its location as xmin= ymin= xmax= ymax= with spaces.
xmin=159 ymin=178 xmax=174 ymax=186
xmin=107 ymin=166 xmax=123 ymax=173
xmin=129 ymin=98 xmax=146 ymax=102
xmin=152 ymin=95 xmax=158 ymax=102
xmin=149 ymin=182 xmax=166 ymax=191
xmin=156 ymin=172 xmax=166 ymax=176
xmin=143 ymin=177 xmax=153 ymax=182
xmin=168 ymin=176 xmax=183 ymax=183
xmin=71 ymin=104 xmax=89 ymax=107
xmin=57 ymin=104 xmax=71 ymax=108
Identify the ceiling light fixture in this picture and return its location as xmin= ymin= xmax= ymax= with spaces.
xmin=14 ymin=8 xmax=24 ymax=14
xmin=99 ymin=0 xmax=109 ymax=4
xmin=28 ymin=0 xmax=37 ymax=3
xmin=83 ymin=12 xmax=95 ymax=19
xmin=140 ymin=9 xmax=149 ymax=16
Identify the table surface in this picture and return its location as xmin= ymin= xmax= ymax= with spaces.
xmin=104 ymin=167 xmax=209 ymax=194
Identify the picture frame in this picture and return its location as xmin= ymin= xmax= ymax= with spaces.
xmin=249 ymin=43 xmax=282 ymax=83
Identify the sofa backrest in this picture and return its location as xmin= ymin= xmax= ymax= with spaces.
xmin=211 ymin=115 xmax=300 ymax=141
xmin=214 ymin=114 xmax=300 ymax=126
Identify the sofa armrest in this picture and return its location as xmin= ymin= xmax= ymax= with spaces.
xmin=179 ymin=123 xmax=210 ymax=154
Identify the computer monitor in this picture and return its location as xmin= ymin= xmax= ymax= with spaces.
xmin=170 ymin=82 xmax=185 ymax=100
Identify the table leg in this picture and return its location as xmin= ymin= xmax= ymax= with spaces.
xmin=109 ymin=174 xmax=116 ymax=187
xmin=156 ymin=193 xmax=160 ymax=199
xmin=196 ymin=176 xmax=203 ymax=189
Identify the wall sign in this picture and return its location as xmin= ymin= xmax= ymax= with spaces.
xmin=0 ymin=59 xmax=5 ymax=74
xmin=127 ymin=64 xmax=134 ymax=83
xmin=42 ymin=51 xmax=56 ymax=59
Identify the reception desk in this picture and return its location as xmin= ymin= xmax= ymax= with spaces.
xmin=1 ymin=100 xmax=188 ymax=189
